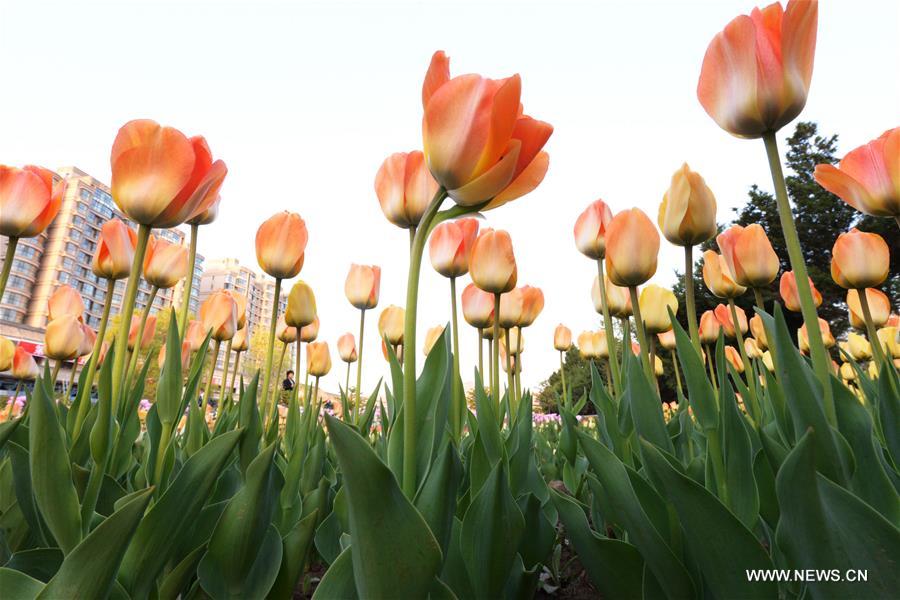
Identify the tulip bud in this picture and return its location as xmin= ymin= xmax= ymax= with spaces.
xmin=761 ymin=351 xmax=775 ymax=373
xmin=0 ymin=165 xmax=64 ymax=238
xmin=744 ymin=337 xmax=763 ymax=359
xmin=717 ymin=224 xmax=780 ymax=288
xmin=702 ymin=250 xmax=747 ymax=299
xmin=300 ymin=316 xmax=320 ymax=343
xmin=95 ymin=342 xmax=111 ymax=367
xmin=799 ymin=318 xmax=835 ymax=355
xmin=749 ymin=314 xmax=768 ymax=350
xmin=231 ymin=326 xmax=249 ymax=352
xmin=345 ymin=264 xmax=381 ymax=310
xmin=225 ymin=291 xmax=248 ymax=330
xmin=306 ymin=341 xmax=332 ymax=377
xmin=337 ymin=333 xmax=357 ymax=363
xmin=423 ymin=325 xmax=445 ymax=356
xmin=553 ymin=325 xmax=572 ymax=352
xmin=501 ymin=328 xmax=524 ymax=356
xmin=638 ymin=285 xmax=678 ymax=335
xmin=577 ymin=331 xmax=607 ymax=360
xmin=143 ymin=236 xmax=190 ymax=289
xmin=724 ymin=346 xmax=744 ymax=373
xmin=45 ymin=315 xmax=85 ymax=360
xmin=255 ymin=211 xmax=308 ymax=279
xmin=461 ymin=283 xmax=494 ymax=329
xmin=375 ymin=151 xmax=439 ymax=229
xmin=186 ymin=195 xmax=221 ymax=226
xmin=573 ymin=199 xmax=614 ymax=259
xmin=429 ymin=218 xmax=479 ymax=278
xmin=653 ymin=354 xmax=664 ymax=377
xmin=658 ymin=164 xmax=717 ymax=246
xmin=382 ymin=339 xmax=403 ymax=362
xmin=597 ymin=276 xmax=632 ymax=318
xmin=11 ymin=346 xmax=39 ymax=380
xmin=699 ymin=310 xmax=722 ymax=345
xmin=200 ymin=290 xmax=238 ymax=342
xmin=378 ymin=306 xmax=405 ymax=346
xmin=1 ymin=336 xmax=16 ymax=372
xmin=77 ymin=324 xmax=96 ymax=358
xmin=876 ymin=327 xmax=900 ymax=359
xmin=499 ymin=288 xmax=525 ymax=329
xmin=657 ymin=330 xmax=677 ymax=351
xmin=714 ymin=304 xmax=748 ymax=339
xmin=92 ymin=219 xmax=138 ymax=280
xmin=276 ymin=316 xmax=298 ymax=344
xmin=48 ymin=285 xmax=85 ymax=322
xmin=285 ymin=280 xmax=317 ymax=328
xmin=470 ymin=229 xmax=517 ymax=294
xmin=831 ymin=228 xmax=890 ymax=290
xmin=839 ymin=362 xmax=857 ymax=381
xmin=518 ymin=286 xmax=544 ymax=327
xmin=779 ymin=271 xmax=822 ymax=313
xmin=127 ymin=314 xmax=157 ymax=351
xmin=847 ymin=288 xmax=891 ymax=329
xmin=605 ymin=208 xmax=659 ymax=287
xmin=843 ymin=333 xmax=872 ymax=362
xmin=184 ymin=319 xmax=206 ymax=352
xmin=158 ymin=340 xmax=191 ymax=372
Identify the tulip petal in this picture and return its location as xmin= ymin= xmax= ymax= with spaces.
xmin=447 ymin=140 xmax=520 ymax=206
xmin=509 ymin=116 xmax=553 ymax=176
xmin=486 ymin=151 xmax=549 ymax=210
xmin=0 ymin=166 xmax=55 ymax=237
xmin=422 ymin=51 xmax=451 ymax=109
xmin=814 ymin=164 xmax=874 ymax=215
xmin=472 ymin=75 xmax=522 ymax=178
xmin=782 ymin=0 xmax=817 ymax=104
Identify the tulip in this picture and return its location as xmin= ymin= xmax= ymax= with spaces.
xmin=306 ymin=342 xmax=332 ymax=378
xmin=659 ymin=163 xmax=718 ymax=246
xmin=715 ymin=304 xmax=748 ymax=338
xmin=876 ymin=327 xmax=900 ymax=359
xmin=605 ymin=209 xmax=659 ymax=288
xmin=724 ymin=346 xmax=745 ymax=374
xmin=761 ymin=351 xmax=775 ymax=373
xmin=45 ymin=315 xmax=85 ymax=361
xmin=847 ymin=288 xmax=891 ymax=330
xmin=126 ymin=314 xmax=156 ymax=351
xmin=299 ymin=316 xmax=320 ymax=343
xmin=703 ymin=250 xmax=747 ymax=299
xmin=382 ymin=339 xmax=403 ymax=362
xmin=462 ymin=283 xmax=494 ymax=329
xmin=338 ymin=333 xmax=358 ymax=363
xmin=697 ymin=0 xmax=818 ymax=139
xmin=518 ymin=286 xmax=544 ymax=328
xmin=744 ymin=337 xmax=763 ymax=359
xmin=255 ymin=211 xmax=308 ymax=280
xmin=429 ymin=218 xmax=479 ymax=278
xmin=423 ymin=325 xmax=445 ymax=356
xmin=110 ymin=119 xmax=226 ymax=229
xmin=717 ymin=224 xmax=780 ymax=289
xmin=0 ymin=336 xmax=14 ymax=372
xmin=345 ymin=264 xmax=381 ymax=310
xmin=421 ymin=51 xmax=552 ymax=210
xmin=699 ymin=310 xmax=723 ymax=345
xmin=231 ymin=326 xmax=249 ymax=352
xmin=11 ymin=346 xmax=39 ymax=380
xmin=780 ymin=271 xmax=821 ymax=312
xmin=554 ymin=325 xmax=572 ymax=351
xmin=814 ymin=127 xmax=900 ymax=220
xmin=499 ymin=344 xmax=518 ymax=374
xmin=0 ymin=165 xmax=64 ymax=239
xmin=499 ymin=288 xmax=525 ymax=329
xmin=798 ymin=318 xmax=835 ymax=356
xmin=285 ymin=280 xmax=317 ymax=328
xmin=470 ymin=229 xmax=517 ymax=295
xmin=184 ymin=319 xmax=207 ymax=352
xmin=749 ymin=314 xmax=769 ymax=350
xmin=378 ymin=306 xmax=405 ymax=346
xmin=78 ymin=324 xmax=97 ymax=358
xmin=187 ymin=195 xmax=221 ymax=226
xmin=158 ymin=340 xmax=192 ymax=372
xmin=501 ymin=327 xmax=524 ymax=356
xmin=831 ymin=229 xmax=890 ymax=290
xmin=657 ymin=330 xmax=677 ymax=352
xmin=143 ymin=236 xmax=189 ymax=289
xmin=843 ymin=333 xmax=872 ymax=362
xmin=639 ymin=285 xmax=679 ymax=335
xmin=578 ymin=331 xmax=607 ymax=360
xmin=375 ymin=151 xmax=440 ymax=229
xmin=276 ymin=316 xmax=298 ymax=344
xmin=47 ymin=285 xmax=85 ymax=323
xmin=597 ymin=276 xmax=632 ymax=318
xmin=574 ymin=199 xmax=614 ymax=260
xmin=92 ymin=219 xmax=138 ymax=281
xmin=839 ymin=362 xmax=857 ymax=382
xmin=200 ymin=291 xmax=238 ymax=342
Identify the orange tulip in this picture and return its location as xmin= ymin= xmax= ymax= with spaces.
xmin=469 ymin=229 xmax=517 ymax=294
xmin=499 ymin=344 xmax=518 ymax=374
xmin=96 ymin=342 xmax=111 ymax=367
xmin=345 ymin=264 xmax=381 ymax=310
xmin=11 ymin=346 xmax=39 ymax=380
xmin=604 ymin=208 xmax=659 ymax=287
xmin=276 ymin=316 xmax=298 ymax=344
xmin=830 ymin=228 xmax=890 ymax=289
xmin=227 ymin=291 xmax=248 ymax=330
xmin=231 ymin=326 xmax=249 ymax=352
xmin=337 ymin=333 xmax=357 ymax=363
xmin=299 ymin=316 xmax=320 ymax=344
xmin=429 ymin=218 xmax=479 ymax=278
xmin=423 ymin=325 xmax=445 ymax=355
xmin=657 ymin=330 xmax=677 ymax=351
xmin=127 ymin=314 xmax=157 ymax=351
xmin=639 ymin=285 xmax=678 ymax=335
xmin=814 ymin=127 xmax=900 ymax=218
xmin=501 ymin=327 xmax=524 ymax=356
xmin=158 ymin=340 xmax=191 ymax=371
xmin=382 ymin=339 xmax=403 ymax=362
xmin=573 ymin=199 xmax=614 ymax=259
xmin=92 ymin=218 xmax=138 ymax=280
xmin=798 ymin=318 xmax=835 ymax=355
xmin=421 ymin=51 xmax=552 ymax=209
xmin=595 ymin=276 xmax=632 ymax=318
xmin=699 ymin=309 xmax=723 ymax=344
xmin=77 ymin=323 xmax=96 ymax=358
xmin=306 ymin=341 xmax=332 ymax=377
xmin=703 ymin=250 xmax=747 ymax=299
xmin=578 ymin=330 xmax=608 ymax=360
xmin=519 ymin=286 xmax=545 ymax=327
xmin=779 ymin=271 xmax=821 ymax=312
xmin=847 ymin=288 xmax=891 ymax=329
xmin=717 ymin=224 xmax=780 ymax=288
xmin=184 ymin=319 xmax=206 ymax=352
xmin=186 ymin=195 xmax=221 ymax=226
xmin=461 ymin=283 xmax=494 ymax=329
xmin=45 ymin=315 xmax=85 ymax=360
xmin=724 ymin=346 xmax=745 ymax=373
xmin=554 ymin=325 xmax=572 ymax=351
xmin=750 ymin=314 xmax=769 ymax=350
xmin=744 ymin=336 xmax=763 ymax=359
xmin=286 ymin=280 xmax=317 ymax=328
xmin=0 ymin=336 xmax=14 ymax=372
xmin=143 ymin=236 xmax=189 ymax=289
xmin=715 ymin=304 xmax=748 ymax=339
xmin=498 ymin=287 xmax=525 ymax=329
xmin=0 ymin=165 xmax=64 ymax=238
xmin=255 ymin=211 xmax=308 ymax=280
xmin=378 ymin=306 xmax=405 ymax=346
xmin=375 ymin=151 xmax=440 ymax=229
xmin=48 ymin=285 xmax=85 ymax=322
xmin=658 ymin=164 xmax=718 ymax=246
xmin=110 ymin=119 xmax=227 ymax=228
xmin=199 ymin=290 xmax=238 ymax=342
xmin=697 ymin=0 xmax=818 ymax=138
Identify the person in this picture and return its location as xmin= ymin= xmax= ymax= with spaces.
xmin=282 ymin=370 xmax=295 ymax=392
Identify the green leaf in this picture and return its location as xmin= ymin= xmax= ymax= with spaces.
xmin=156 ymin=310 xmax=183 ymax=425
xmin=639 ymin=439 xmax=776 ymax=599
xmin=414 ymin=440 xmax=462 ymax=558
xmin=623 ymin=351 xmax=673 ymax=454
xmin=324 ymin=414 xmax=441 ymax=600
xmin=3 ymin=548 xmax=63 ymax=583
xmin=0 ymin=416 xmax=21 ymax=452
xmin=39 ymin=488 xmax=153 ymax=599
xmin=721 ymin=381 xmax=759 ymax=528
xmin=312 ymin=546 xmax=358 ymax=600
xmin=270 ymin=509 xmax=319 ymax=599
xmin=0 ymin=568 xmax=43 ymax=599
xmin=237 ymin=371 xmax=262 ymax=475
xmin=460 ymin=460 xmax=525 ymax=599
xmin=28 ymin=371 xmax=82 ymax=553
xmin=671 ymin=313 xmax=717 ymax=430
xmin=776 ymin=429 xmax=900 ymax=599
xmin=550 ymin=489 xmax=644 ymax=599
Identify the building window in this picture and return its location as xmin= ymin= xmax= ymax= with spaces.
xmin=66 ymin=242 xmax=78 ymax=254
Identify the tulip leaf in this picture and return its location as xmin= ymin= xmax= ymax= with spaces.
xmin=155 ymin=310 xmax=183 ymax=426
xmin=671 ymin=315 xmax=717 ymax=430
xmin=414 ymin=439 xmax=463 ymax=558
xmin=624 ymin=351 xmax=674 ymax=454
xmin=38 ymin=488 xmax=152 ymax=599
xmin=0 ymin=416 xmax=21 ymax=452
xmin=312 ymin=546 xmax=358 ymax=600
xmin=237 ymin=371 xmax=263 ymax=475
xmin=270 ymin=509 xmax=320 ymax=599
xmin=3 ymin=548 xmax=63 ymax=583
xmin=324 ymin=414 xmax=441 ymax=600
xmin=776 ymin=429 xmax=900 ymax=599
xmin=0 ymin=568 xmax=43 ymax=599
xmin=28 ymin=371 xmax=82 ymax=554
xmin=721 ymin=381 xmax=759 ymax=529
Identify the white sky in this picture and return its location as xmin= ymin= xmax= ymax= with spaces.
xmin=2 ymin=0 xmax=898 ymax=395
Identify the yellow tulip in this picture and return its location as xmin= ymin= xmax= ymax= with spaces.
xmin=658 ymin=163 xmax=717 ymax=246
xmin=638 ymin=284 xmax=678 ymax=335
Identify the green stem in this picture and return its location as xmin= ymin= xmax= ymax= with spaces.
xmin=401 ymin=188 xmax=446 ymax=498
xmin=706 ymin=345 xmax=719 ymax=394
xmin=0 ymin=237 xmax=19 ymax=303
xmin=763 ymin=131 xmax=834 ymax=425
xmin=559 ymin=351 xmax=567 ymax=404
xmin=596 ymin=260 xmax=622 ymax=394
xmin=857 ymin=289 xmax=888 ymax=368
xmin=504 ymin=327 xmax=514 ymax=414
xmin=753 ymin=287 xmax=766 ymax=312
xmin=268 ymin=342 xmax=288 ymax=430
xmin=65 ymin=365 xmax=77 ymax=402
xmin=202 ymin=339 xmax=221 ymax=413
xmin=72 ymin=278 xmax=115 ymax=439
xmin=627 ymin=286 xmax=653 ymax=379
xmin=219 ymin=339 xmax=232 ymax=407
xmin=178 ymin=223 xmax=199 ymax=340
xmin=345 ymin=361 xmax=351 ymax=401
xmin=492 ymin=294 xmax=501 ymax=416
xmin=684 ymin=245 xmax=702 ymax=355
xmin=449 ymin=276 xmax=462 ymax=439
xmin=671 ymin=349 xmax=683 ymax=398
xmin=477 ymin=329 xmax=483 ymax=381
xmin=728 ymin=298 xmax=759 ymax=421
xmin=51 ymin=360 xmax=62 ymax=392
xmin=354 ymin=309 xmax=366 ymax=425
xmin=125 ymin=285 xmax=159 ymax=387
xmin=230 ymin=351 xmax=242 ymax=396
xmin=153 ymin=425 xmax=173 ymax=490
xmin=259 ymin=277 xmax=283 ymax=426
xmin=111 ymin=224 xmax=151 ymax=413
xmin=706 ymin=429 xmax=729 ymax=504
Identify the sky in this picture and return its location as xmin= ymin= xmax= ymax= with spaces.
xmin=2 ymin=0 xmax=898 ymax=395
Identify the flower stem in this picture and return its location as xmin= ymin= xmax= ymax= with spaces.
xmin=230 ymin=351 xmax=242 ymax=396
xmin=753 ymin=287 xmax=766 ymax=312
xmin=559 ymin=350 xmax=567 ymax=405
xmin=477 ymin=329 xmax=483 ymax=379
xmin=203 ymin=339 xmax=221 ymax=413
xmin=220 ymin=339 xmax=232 ymax=407
xmin=857 ymin=289 xmax=888 ymax=368
xmin=763 ymin=131 xmax=834 ymax=425
xmin=178 ymin=223 xmax=199 ymax=340
xmin=354 ymin=309 xmax=365 ymax=424
xmin=72 ymin=279 xmax=114 ymax=439
xmin=728 ymin=298 xmax=759 ymax=420
xmin=596 ymin=260 xmax=622 ymax=394
xmin=125 ymin=285 xmax=159 ymax=387
xmin=401 ymin=189 xmax=446 ymax=498
xmin=671 ymin=349 xmax=683 ymax=398
xmin=492 ymin=294 xmax=501 ymax=416
xmin=0 ymin=237 xmax=19 ymax=304
xmin=259 ymin=277 xmax=282 ymax=427
xmin=683 ymin=245 xmax=702 ymax=354
xmin=627 ymin=286 xmax=653 ymax=379
xmin=449 ymin=276 xmax=462 ymax=439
